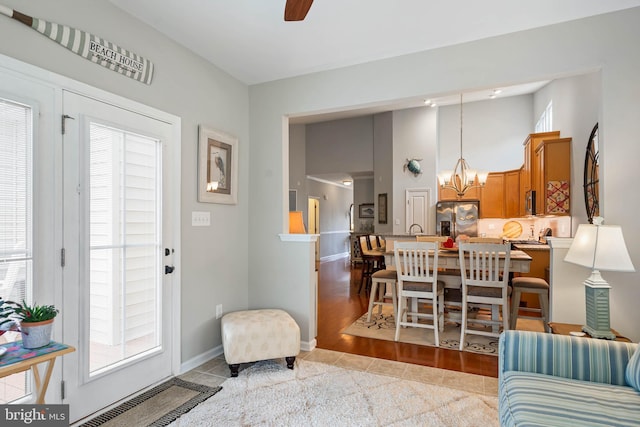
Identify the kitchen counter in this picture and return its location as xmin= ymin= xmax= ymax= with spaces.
xmin=513 ymin=243 xmax=550 ymax=251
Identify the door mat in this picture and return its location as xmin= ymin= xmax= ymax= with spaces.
xmin=80 ymin=378 xmax=221 ymax=427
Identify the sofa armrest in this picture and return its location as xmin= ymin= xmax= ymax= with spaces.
xmin=499 ymin=330 xmax=637 ymax=386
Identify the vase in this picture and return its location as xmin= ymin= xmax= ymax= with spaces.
xmin=20 ymin=319 xmax=54 ymax=349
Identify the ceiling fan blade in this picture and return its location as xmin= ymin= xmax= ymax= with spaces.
xmin=284 ymin=0 xmax=314 ymax=21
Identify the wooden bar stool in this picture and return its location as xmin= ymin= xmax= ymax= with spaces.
xmin=366 ymin=268 xmax=398 ymax=322
xmin=510 ymin=277 xmax=550 ymax=332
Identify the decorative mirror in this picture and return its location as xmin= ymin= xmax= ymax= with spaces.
xmin=583 ymin=123 xmax=599 ymax=223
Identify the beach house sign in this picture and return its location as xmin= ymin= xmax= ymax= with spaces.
xmin=0 ymin=4 xmax=154 ymax=85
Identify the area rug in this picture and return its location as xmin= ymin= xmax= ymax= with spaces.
xmin=168 ymin=359 xmax=498 ymax=426
xmin=80 ymin=378 xmax=222 ymax=427
xmin=342 ymin=306 xmax=501 ymax=355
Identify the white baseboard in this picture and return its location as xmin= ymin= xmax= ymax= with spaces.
xmin=179 ymin=340 xmax=317 ymax=374
xmin=179 ymin=344 xmax=223 ymax=374
xmin=301 ymin=339 xmax=317 ymax=352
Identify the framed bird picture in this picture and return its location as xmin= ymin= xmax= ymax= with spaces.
xmin=198 ymin=125 xmax=238 ymax=204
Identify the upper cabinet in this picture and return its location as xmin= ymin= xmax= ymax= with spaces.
xmin=521 ymin=131 xmax=561 ymax=195
xmin=438 ymin=182 xmax=480 ymax=201
xmin=534 ymin=137 xmax=572 ymax=215
xmin=474 ymin=169 xmax=520 ymax=219
xmin=504 ymin=169 xmax=521 ymax=218
xmin=480 ymin=172 xmax=505 ymax=218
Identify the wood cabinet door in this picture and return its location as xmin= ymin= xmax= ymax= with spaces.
xmin=504 ymin=169 xmax=521 ymax=218
xmin=480 ymin=172 xmax=505 ymax=218
xmin=438 ymin=181 xmax=480 ymax=201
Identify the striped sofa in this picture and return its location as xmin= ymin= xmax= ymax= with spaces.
xmin=499 ymin=330 xmax=640 ymax=426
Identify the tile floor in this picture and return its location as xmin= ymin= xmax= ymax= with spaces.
xmin=178 ymin=348 xmax=499 ymax=397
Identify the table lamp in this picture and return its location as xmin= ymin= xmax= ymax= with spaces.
xmin=564 ymin=217 xmax=635 ymax=339
xmin=289 ymin=211 xmax=306 ymax=234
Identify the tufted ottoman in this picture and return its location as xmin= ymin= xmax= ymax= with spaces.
xmin=221 ymin=309 xmax=300 ymax=377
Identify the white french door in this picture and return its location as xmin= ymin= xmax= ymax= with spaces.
xmin=61 ymin=91 xmax=175 ymax=422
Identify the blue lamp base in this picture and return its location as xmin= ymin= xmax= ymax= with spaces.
xmin=582 ymin=277 xmax=616 ymax=340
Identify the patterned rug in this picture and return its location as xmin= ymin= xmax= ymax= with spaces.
xmin=168 ymin=359 xmax=498 ymax=426
xmin=80 ymin=378 xmax=221 ymax=427
xmin=342 ymin=306 xmax=501 ymax=355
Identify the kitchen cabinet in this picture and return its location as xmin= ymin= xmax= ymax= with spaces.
xmin=534 ymin=138 xmax=572 ymax=215
xmin=479 ymin=172 xmax=505 ymax=218
xmin=505 ymin=169 xmax=521 ymax=218
xmin=477 ymin=169 xmax=519 ymax=219
xmin=438 ymin=181 xmax=480 ymax=201
xmin=521 ymin=131 xmax=561 ymax=194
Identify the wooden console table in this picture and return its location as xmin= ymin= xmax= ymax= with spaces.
xmin=548 ymin=322 xmax=632 ymax=343
xmin=0 ymin=341 xmax=75 ymax=403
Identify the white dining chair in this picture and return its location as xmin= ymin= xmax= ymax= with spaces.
xmin=394 ymin=241 xmax=444 ymax=346
xmin=458 ymin=242 xmax=511 ymax=351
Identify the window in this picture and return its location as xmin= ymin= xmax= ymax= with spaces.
xmin=0 ymin=97 xmax=32 ymax=402
xmin=535 ymin=101 xmax=553 ymax=132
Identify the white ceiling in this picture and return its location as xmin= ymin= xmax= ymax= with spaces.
xmin=109 ymin=0 xmax=640 ymax=85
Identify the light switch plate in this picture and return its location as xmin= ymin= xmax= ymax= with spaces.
xmin=192 ymin=211 xmax=210 ymax=226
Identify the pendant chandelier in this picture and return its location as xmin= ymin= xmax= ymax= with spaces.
xmin=437 ymin=93 xmax=488 ymax=198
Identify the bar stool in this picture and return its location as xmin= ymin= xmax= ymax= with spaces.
xmin=510 ymin=277 xmax=550 ymax=332
xmin=358 ymin=235 xmax=385 ymax=294
xmin=366 ymin=268 xmax=398 ymax=322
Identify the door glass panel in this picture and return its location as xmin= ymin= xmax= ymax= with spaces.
xmin=88 ymin=122 xmax=161 ymax=375
xmin=0 ymin=97 xmax=32 ymax=402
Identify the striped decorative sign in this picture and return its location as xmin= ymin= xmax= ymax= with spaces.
xmin=0 ymin=5 xmax=154 ymax=85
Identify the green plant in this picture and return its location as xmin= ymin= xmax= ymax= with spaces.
xmin=0 ymin=299 xmax=58 ymax=325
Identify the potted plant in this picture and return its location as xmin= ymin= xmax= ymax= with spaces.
xmin=0 ymin=299 xmax=59 ymax=348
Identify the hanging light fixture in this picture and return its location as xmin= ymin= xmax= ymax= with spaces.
xmin=437 ymin=93 xmax=488 ymax=198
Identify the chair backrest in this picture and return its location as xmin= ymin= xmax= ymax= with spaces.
xmin=394 ymin=241 xmax=439 ymax=285
xmin=359 ymin=235 xmax=373 ymax=255
xmin=369 ymin=235 xmax=384 ymax=249
xmin=458 ymin=242 xmax=511 ymax=288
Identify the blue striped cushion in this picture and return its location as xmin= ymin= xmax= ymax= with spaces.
xmin=625 ymin=344 xmax=640 ymax=391
xmin=500 ymin=372 xmax=640 ymax=427
xmin=500 ymin=330 xmax=637 ymax=386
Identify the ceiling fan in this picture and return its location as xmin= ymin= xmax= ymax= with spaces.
xmin=285 ymin=0 xmax=314 ymax=21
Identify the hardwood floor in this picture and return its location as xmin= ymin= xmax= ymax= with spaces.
xmin=315 ymin=256 xmax=499 ymax=378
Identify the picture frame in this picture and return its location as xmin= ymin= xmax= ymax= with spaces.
xmin=359 ymin=203 xmax=374 ymax=218
xmin=378 ymin=193 xmax=387 ymax=224
xmin=198 ymin=125 xmax=238 ymax=204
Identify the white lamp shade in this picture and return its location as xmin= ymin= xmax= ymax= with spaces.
xmin=564 ymin=224 xmax=635 ymax=272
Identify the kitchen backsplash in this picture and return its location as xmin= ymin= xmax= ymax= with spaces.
xmin=477 ymin=216 xmax=571 ymax=240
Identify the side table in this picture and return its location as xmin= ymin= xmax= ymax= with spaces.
xmin=548 ymin=322 xmax=632 ymax=343
xmin=0 ymin=341 xmax=75 ymax=403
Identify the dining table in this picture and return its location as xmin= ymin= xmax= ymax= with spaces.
xmin=378 ymin=245 xmax=532 ymax=275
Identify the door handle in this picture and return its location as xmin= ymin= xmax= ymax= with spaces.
xmin=165 ymin=265 xmax=175 ymax=274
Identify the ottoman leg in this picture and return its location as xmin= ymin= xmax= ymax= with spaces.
xmin=285 ymin=356 xmax=296 ymax=370
xmin=229 ymin=364 xmax=240 ymax=377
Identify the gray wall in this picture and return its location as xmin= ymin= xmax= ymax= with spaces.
xmin=373 ymin=113 xmax=394 ymax=234
xmin=306 ymin=116 xmax=374 ymax=176
xmin=0 ymin=0 xmax=250 ymax=362
xmin=438 ymin=95 xmax=534 ymax=172
xmin=392 ymin=107 xmax=439 ymax=234
xmin=250 ymin=8 xmax=640 ymax=342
